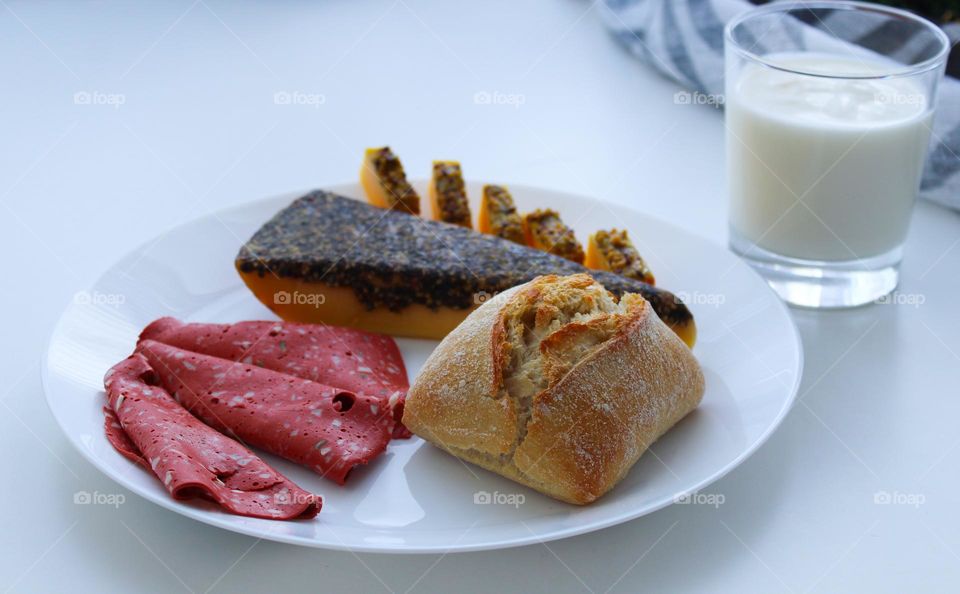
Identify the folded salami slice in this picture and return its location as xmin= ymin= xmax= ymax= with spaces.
xmin=137 ymin=339 xmax=392 ymax=484
xmin=140 ymin=318 xmax=412 ymax=438
xmin=103 ymin=355 xmax=320 ymax=520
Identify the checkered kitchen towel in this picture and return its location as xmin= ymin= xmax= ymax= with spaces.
xmin=601 ymin=0 xmax=960 ymax=210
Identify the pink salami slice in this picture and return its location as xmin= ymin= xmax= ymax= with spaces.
xmin=103 ymin=407 xmax=150 ymax=470
xmin=103 ymin=355 xmax=320 ymax=520
xmin=140 ymin=318 xmax=412 ymax=438
xmin=137 ymin=339 xmax=392 ymax=485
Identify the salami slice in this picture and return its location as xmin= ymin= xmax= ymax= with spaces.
xmin=103 ymin=355 xmax=320 ymax=520
xmin=137 ymin=339 xmax=392 ymax=484
xmin=103 ymin=407 xmax=150 ymax=470
xmin=140 ymin=318 xmax=412 ymax=438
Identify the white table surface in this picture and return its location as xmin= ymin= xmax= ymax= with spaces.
xmin=3 ymin=1 xmax=959 ymax=592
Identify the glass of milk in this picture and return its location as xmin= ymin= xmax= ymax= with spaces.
xmin=724 ymin=2 xmax=949 ymax=308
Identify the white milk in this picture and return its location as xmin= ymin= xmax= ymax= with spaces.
xmin=727 ymin=53 xmax=932 ymax=261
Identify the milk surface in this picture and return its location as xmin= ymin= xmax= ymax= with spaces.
xmin=727 ymin=53 xmax=932 ymax=261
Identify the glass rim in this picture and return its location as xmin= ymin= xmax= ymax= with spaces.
xmin=724 ymin=1 xmax=951 ymax=80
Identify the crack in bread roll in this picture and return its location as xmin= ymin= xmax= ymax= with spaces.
xmin=403 ymin=274 xmax=705 ymax=504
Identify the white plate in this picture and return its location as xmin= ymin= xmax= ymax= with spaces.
xmin=43 ymin=182 xmax=802 ymax=553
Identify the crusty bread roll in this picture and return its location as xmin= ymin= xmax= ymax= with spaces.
xmin=402 ymin=274 xmax=704 ymax=505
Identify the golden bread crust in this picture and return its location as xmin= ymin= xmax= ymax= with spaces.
xmin=402 ymin=274 xmax=704 ymax=504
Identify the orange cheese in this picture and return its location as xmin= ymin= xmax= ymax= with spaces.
xmin=237 ymin=272 xmax=477 ymax=340
xmin=361 ymin=147 xmax=420 ymax=214
xmin=428 ymin=161 xmax=472 ymax=227
xmin=523 ymin=209 xmax=585 ymax=264
xmin=478 ymin=185 xmax=525 ymax=244
xmin=586 ymin=229 xmax=656 ymax=286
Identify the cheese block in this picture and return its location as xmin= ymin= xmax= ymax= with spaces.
xmin=428 ymin=161 xmax=472 ymax=227
xmin=586 ymin=229 xmax=656 ymax=286
xmin=235 ymin=190 xmax=696 ymax=347
xmin=523 ymin=209 xmax=585 ymax=264
xmin=360 ymin=147 xmax=419 ymax=214
xmin=477 ymin=184 xmax=524 ymax=244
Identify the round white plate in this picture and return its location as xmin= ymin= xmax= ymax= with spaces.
xmin=43 ymin=182 xmax=802 ymax=553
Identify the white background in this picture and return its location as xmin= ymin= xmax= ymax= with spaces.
xmin=3 ymin=1 xmax=960 ymax=592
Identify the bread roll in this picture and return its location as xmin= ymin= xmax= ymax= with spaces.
xmin=402 ymin=274 xmax=704 ymax=505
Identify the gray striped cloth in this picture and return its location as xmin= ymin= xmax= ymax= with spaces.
xmin=601 ymin=0 xmax=960 ymax=210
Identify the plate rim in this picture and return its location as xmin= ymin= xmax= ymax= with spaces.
xmin=40 ymin=183 xmax=804 ymax=553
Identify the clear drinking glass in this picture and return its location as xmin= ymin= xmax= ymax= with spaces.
xmin=724 ymin=1 xmax=949 ymax=308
